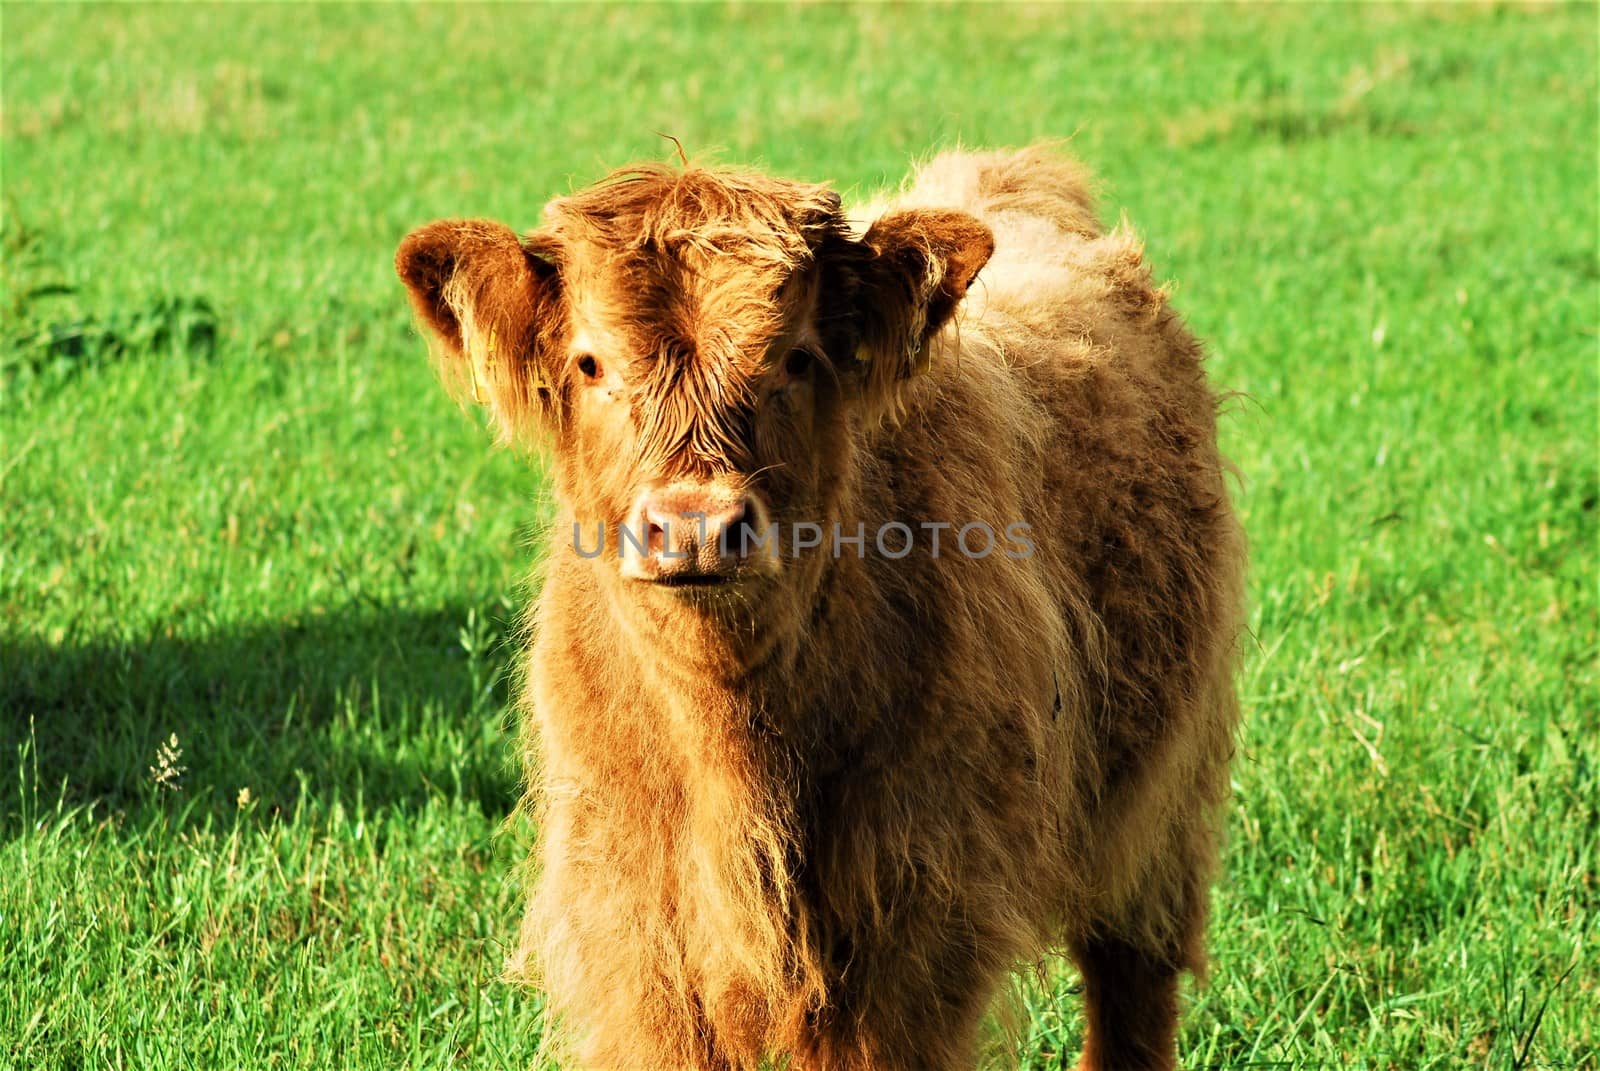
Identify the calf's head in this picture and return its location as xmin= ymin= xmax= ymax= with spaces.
xmin=397 ymin=166 xmax=991 ymax=640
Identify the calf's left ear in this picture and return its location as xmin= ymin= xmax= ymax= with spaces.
xmin=396 ymin=219 xmax=563 ymax=443
xmin=851 ymin=209 xmax=994 ymax=399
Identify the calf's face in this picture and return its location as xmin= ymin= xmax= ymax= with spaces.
xmin=397 ymin=167 xmax=991 ymax=630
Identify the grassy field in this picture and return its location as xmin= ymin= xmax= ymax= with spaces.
xmin=3 ymin=4 xmax=1596 ymax=1068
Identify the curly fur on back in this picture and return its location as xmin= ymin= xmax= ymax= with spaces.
xmin=397 ymin=146 xmax=1245 ymax=1071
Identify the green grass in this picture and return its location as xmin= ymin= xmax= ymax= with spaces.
xmin=2 ymin=4 xmax=1595 ymax=1068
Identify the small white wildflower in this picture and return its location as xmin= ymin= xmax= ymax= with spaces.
xmin=149 ymin=733 xmax=187 ymax=792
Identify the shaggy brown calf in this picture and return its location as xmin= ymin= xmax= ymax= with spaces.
xmin=396 ymin=147 xmax=1244 ymax=1071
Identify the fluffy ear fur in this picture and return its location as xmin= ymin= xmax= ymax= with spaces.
xmin=850 ymin=209 xmax=994 ymax=410
xmin=395 ymin=219 xmax=564 ymax=442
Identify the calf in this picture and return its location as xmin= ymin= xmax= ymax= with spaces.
xmin=397 ymin=146 xmax=1245 ymax=1071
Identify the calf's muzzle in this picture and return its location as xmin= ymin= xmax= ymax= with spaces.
xmin=620 ymin=482 xmax=774 ymax=585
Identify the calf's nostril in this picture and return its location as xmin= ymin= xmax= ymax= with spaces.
xmin=718 ymin=499 xmax=760 ymax=559
xmin=724 ymin=504 xmax=748 ymax=557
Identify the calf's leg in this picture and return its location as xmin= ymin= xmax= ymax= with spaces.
xmin=1071 ymin=935 xmax=1181 ymax=1071
xmin=1072 ymin=762 xmax=1222 ymax=1070
xmin=789 ymin=929 xmax=991 ymax=1071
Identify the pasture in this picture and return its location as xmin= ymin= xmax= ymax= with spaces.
xmin=2 ymin=4 xmax=1595 ymax=1068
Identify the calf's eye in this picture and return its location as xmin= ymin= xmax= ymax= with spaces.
xmin=576 ymin=354 xmax=601 ymax=381
xmin=783 ymin=348 xmax=814 ymax=380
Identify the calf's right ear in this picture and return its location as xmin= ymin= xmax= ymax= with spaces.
xmin=396 ymin=219 xmax=563 ymax=443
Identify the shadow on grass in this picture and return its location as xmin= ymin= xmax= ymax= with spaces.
xmin=1 ymin=604 xmax=522 ymax=834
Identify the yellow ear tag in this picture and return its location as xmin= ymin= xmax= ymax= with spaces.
xmin=470 ymin=326 xmax=498 ymax=404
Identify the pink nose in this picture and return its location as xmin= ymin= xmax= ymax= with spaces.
xmin=622 ymin=483 xmax=769 ymax=582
